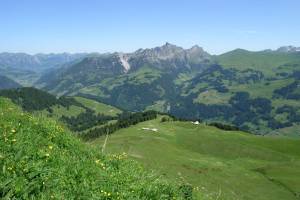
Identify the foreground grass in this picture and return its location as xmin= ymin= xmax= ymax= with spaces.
xmin=0 ymin=98 xmax=184 ymax=199
xmin=92 ymin=117 xmax=300 ymax=200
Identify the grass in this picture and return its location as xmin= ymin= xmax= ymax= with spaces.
xmin=91 ymin=116 xmax=300 ymax=200
xmin=194 ymin=90 xmax=232 ymax=105
xmin=228 ymin=78 xmax=294 ymax=99
xmin=32 ymin=96 xmax=122 ymax=128
xmin=268 ymin=125 xmax=300 ymax=138
xmin=34 ymin=105 xmax=86 ymax=120
xmin=0 ymin=98 xmax=186 ymax=199
xmin=217 ymin=50 xmax=300 ymax=77
xmin=145 ymin=100 xmax=168 ymax=112
xmin=74 ymin=96 xmax=122 ymax=116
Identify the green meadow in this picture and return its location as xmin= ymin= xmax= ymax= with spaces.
xmin=92 ymin=116 xmax=300 ymax=200
xmin=0 ymin=98 xmax=184 ymax=199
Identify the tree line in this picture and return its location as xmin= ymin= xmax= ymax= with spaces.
xmin=60 ymin=109 xmax=116 ymax=132
xmin=80 ymin=110 xmax=158 ymax=140
xmin=0 ymin=87 xmax=79 ymax=111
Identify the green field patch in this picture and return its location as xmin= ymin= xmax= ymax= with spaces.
xmin=194 ymin=89 xmax=232 ymax=105
xmin=74 ymin=96 xmax=122 ymax=116
xmin=228 ymin=78 xmax=294 ymax=99
xmin=91 ymin=117 xmax=300 ymax=200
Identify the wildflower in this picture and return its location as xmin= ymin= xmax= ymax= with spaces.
xmin=45 ymin=153 xmax=50 ymax=157
xmin=48 ymin=145 xmax=53 ymax=150
xmin=11 ymin=138 xmax=17 ymax=142
xmin=11 ymin=129 xmax=16 ymax=133
xmin=8 ymin=167 xmax=13 ymax=171
xmin=108 ymin=193 xmax=111 ymax=196
xmin=95 ymin=159 xmax=100 ymax=164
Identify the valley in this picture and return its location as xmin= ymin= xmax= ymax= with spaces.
xmin=2 ymin=1 xmax=300 ymax=199
xmin=1 ymin=44 xmax=300 ymax=200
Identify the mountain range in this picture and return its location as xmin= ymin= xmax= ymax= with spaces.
xmin=1 ymin=43 xmax=300 ymax=136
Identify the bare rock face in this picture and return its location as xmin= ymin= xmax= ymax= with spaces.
xmin=127 ymin=42 xmax=211 ymax=70
xmin=37 ymin=43 xmax=212 ymax=95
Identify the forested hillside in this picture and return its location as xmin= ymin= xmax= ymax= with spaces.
xmin=0 ymin=88 xmax=122 ymax=133
xmin=0 ymin=75 xmax=21 ymax=90
xmin=36 ymin=44 xmax=300 ymax=136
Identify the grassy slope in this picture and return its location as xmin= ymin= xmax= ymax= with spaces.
xmin=0 ymin=98 xmax=183 ymax=199
xmin=78 ymin=66 xmax=162 ymax=98
xmin=91 ymin=116 xmax=300 ymax=200
xmin=216 ymin=50 xmax=300 ymax=76
xmin=74 ymin=96 xmax=122 ymax=116
xmin=34 ymin=96 xmax=122 ymax=121
xmin=190 ymin=51 xmax=300 ymax=136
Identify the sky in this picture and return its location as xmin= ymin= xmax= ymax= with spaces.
xmin=0 ymin=0 xmax=300 ymax=55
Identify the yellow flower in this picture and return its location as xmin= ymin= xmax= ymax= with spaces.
xmin=45 ymin=153 xmax=50 ymax=157
xmin=11 ymin=139 xmax=17 ymax=142
xmin=108 ymin=193 xmax=111 ymax=196
xmin=48 ymin=145 xmax=53 ymax=150
xmin=11 ymin=129 xmax=16 ymax=133
xmin=95 ymin=159 xmax=100 ymax=164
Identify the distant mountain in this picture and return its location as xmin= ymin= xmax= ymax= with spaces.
xmin=276 ymin=46 xmax=300 ymax=53
xmin=0 ymin=75 xmax=21 ymax=89
xmin=0 ymin=52 xmax=88 ymax=72
xmin=19 ymin=44 xmax=300 ymax=136
xmin=0 ymin=52 xmax=89 ymax=86
xmin=37 ymin=43 xmax=213 ymax=96
xmin=127 ymin=42 xmax=211 ymax=71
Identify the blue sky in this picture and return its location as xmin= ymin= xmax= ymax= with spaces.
xmin=0 ymin=0 xmax=299 ymax=54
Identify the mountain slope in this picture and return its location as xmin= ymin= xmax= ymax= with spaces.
xmin=0 ymin=97 xmax=184 ymax=199
xmin=0 ymin=75 xmax=21 ymax=89
xmin=38 ymin=43 xmax=212 ymax=95
xmin=0 ymin=52 xmax=89 ymax=86
xmin=216 ymin=49 xmax=300 ymax=76
xmin=0 ymin=52 xmax=88 ymax=72
xmin=91 ymin=117 xmax=300 ymax=200
xmin=36 ymin=44 xmax=300 ymax=136
xmin=0 ymin=87 xmax=122 ymax=133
